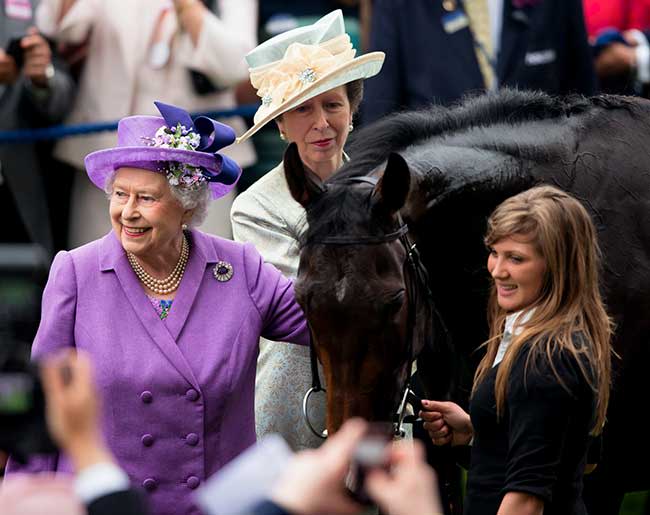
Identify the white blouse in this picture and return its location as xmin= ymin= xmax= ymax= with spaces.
xmin=493 ymin=308 xmax=535 ymax=367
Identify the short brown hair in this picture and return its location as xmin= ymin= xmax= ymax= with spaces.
xmin=276 ymin=80 xmax=365 ymax=122
xmin=345 ymin=79 xmax=364 ymax=114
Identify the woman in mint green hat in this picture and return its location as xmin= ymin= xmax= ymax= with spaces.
xmin=231 ymin=9 xmax=384 ymax=451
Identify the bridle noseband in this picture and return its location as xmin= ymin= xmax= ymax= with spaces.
xmin=301 ymin=176 xmax=432 ymax=439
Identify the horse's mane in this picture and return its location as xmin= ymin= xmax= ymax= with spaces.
xmin=302 ymin=90 xmax=638 ymax=247
xmin=337 ymin=88 xmax=636 ymax=181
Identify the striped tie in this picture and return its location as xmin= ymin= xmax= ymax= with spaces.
xmin=463 ymin=0 xmax=496 ymax=90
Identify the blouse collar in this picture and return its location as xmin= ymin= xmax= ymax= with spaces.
xmin=504 ymin=307 xmax=535 ymax=337
xmin=493 ymin=307 xmax=536 ymax=367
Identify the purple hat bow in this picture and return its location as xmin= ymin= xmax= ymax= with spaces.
xmin=154 ymin=101 xmax=240 ymax=186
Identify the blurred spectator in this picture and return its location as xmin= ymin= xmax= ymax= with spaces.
xmin=3 ymin=350 xmax=444 ymax=515
xmin=253 ymin=422 xmax=443 ymax=515
xmin=0 ymin=474 xmax=85 ymax=515
xmin=40 ymin=352 xmax=148 ymax=515
xmin=35 ymin=0 xmax=257 ymax=247
xmin=362 ymin=0 xmax=596 ymax=124
xmin=584 ymin=0 xmax=650 ymax=95
xmin=0 ymin=352 xmax=145 ymax=515
xmin=1 ymin=1 xmax=75 ymax=257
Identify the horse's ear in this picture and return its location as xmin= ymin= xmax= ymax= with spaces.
xmin=374 ymin=152 xmax=411 ymax=213
xmin=283 ymin=142 xmax=323 ymax=207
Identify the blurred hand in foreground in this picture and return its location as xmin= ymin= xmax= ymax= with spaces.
xmin=41 ymin=351 xmax=114 ymax=472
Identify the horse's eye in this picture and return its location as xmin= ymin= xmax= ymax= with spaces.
xmin=385 ymin=290 xmax=406 ymax=314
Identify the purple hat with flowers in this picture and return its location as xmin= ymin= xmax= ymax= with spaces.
xmin=84 ymin=102 xmax=242 ymax=199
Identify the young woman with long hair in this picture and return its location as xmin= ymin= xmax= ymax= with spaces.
xmin=421 ymin=185 xmax=612 ymax=515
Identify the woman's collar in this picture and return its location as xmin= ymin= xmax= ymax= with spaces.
xmin=504 ymin=307 xmax=536 ymax=336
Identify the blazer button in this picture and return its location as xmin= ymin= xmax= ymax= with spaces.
xmin=186 ymin=476 xmax=200 ymax=489
xmin=142 ymin=478 xmax=157 ymax=491
xmin=141 ymin=391 xmax=153 ymax=404
xmin=185 ymin=389 xmax=199 ymax=402
xmin=141 ymin=434 xmax=154 ymax=447
xmin=185 ymin=433 xmax=199 ymax=446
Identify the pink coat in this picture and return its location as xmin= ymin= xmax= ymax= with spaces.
xmin=7 ymin=229 xmax=308 ymax=515
xmin=583 ymin=0 xmax=650 ymax=37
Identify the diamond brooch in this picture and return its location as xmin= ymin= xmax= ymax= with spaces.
xmin=298 ymin=67 xmax=317 ymax=85
xmin=261 ymin=94 xmax=273 ymax=107
xmin=213 ymin=261 xmax=234 ymax=282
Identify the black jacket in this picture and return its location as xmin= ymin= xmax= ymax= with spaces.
xmin=362 ymin=0 xmax=596 ymax=123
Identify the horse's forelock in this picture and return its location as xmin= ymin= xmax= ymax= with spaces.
xmin=300 ymin=184 xmax=378 ymax=248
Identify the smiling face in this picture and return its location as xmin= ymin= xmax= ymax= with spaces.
xmin=487 ymin=234 xmax=547 ymax=313
xmin=109 ymin=167 xmax=191 ymax=261
xmin=276 ymin=85 xmax=352 ymax=180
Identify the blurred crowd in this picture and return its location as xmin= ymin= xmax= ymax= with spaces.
xmin=2 ymin=0 xmax=650 ymax=258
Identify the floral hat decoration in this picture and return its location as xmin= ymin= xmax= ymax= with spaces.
xmin=85 ymin=102 xmax=242 ymax=199
xmin=236 ymin=9 xmax=385 ymax=143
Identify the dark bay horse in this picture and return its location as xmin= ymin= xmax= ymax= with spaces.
xmin=284 ymin=89 xmax=650 ymax=515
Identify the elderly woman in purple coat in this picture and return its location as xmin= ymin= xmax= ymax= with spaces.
xmin=6 ymin=103 xmax=309 ymax=515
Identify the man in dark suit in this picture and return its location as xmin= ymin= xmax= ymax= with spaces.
xmin=362 ymin=0 xmax=596 ymax=123
xmin=1 ymin=0 xmax=75 ymax=257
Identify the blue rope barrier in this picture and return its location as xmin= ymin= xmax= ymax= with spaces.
xmin=0 ymin=104 xmax=259 ymax=144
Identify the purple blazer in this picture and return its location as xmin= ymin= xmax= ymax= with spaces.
xmin=7 ymin=229 xmax=308 ymax=515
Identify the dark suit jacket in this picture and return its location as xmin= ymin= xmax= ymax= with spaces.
xmin=1 ymin=0 xmax=76 ymax=257
xmin=362 ymin=0 xmax=596 ymax=123
xmin=87 ymin=489 xmax=149 ymax=515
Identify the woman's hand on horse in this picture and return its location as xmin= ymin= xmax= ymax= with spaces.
xmin=420 ymin=400 xmax=473 ymax=447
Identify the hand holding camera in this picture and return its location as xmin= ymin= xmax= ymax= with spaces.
xmin=269 ymin=418 xmax=366 ymax=515
xmin=40 ymin=351 xmax=114 ymax=472
xmin=0 ymin=47 xmax=19 ymax=85
xmin=365 ymin=440 xmax=444 ymax=515
xmin=2 ymin=27 xmax=54 ymax=88
xmin=345 ymin=421 xmax=392 ymax=505
xmin=267 ymin=418 xmax=444 ymax=515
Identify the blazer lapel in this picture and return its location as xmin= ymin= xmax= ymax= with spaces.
xmin=99 ymin=232 xmax=200 ymax=390
xmin=165 ymin=230 xmax=218 ymax=341
xmin=497 ymin=1 xmax=531 ymax=81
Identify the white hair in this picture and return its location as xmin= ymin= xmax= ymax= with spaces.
xmin=104 ymin=170 xmax=211 ymax=227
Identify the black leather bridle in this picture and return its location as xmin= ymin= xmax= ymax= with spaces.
xmin=300 ymin=176 xmax=433 ymax=438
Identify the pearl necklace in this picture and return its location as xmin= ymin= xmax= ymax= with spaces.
xmin=127 ymin=235 xmax=189 ymax=295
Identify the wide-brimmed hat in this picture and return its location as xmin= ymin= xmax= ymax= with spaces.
xmin=85 ymin=102 xmax=242 ymax=199
xmin=236 ymin=10 xmax=385 ymax=143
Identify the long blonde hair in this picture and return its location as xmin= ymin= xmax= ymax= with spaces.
xmin=473 ymin=186 xmax=612 ymax=434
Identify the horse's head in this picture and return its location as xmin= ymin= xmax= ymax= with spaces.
xmin=285 ymin=143 xmax=427 ymax=432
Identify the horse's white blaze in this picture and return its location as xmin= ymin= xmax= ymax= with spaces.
xmin=335 ymin=276 xmax=348 ymax=302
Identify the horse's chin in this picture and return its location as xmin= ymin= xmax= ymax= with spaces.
xmin=325 ymin=389 xmax=401 ymax=435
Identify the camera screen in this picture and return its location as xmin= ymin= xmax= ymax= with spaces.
xmin=0 ymin=373 xmax=34 ymax=414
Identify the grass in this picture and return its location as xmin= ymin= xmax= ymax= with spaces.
xmin=620 ymin=491 xmax=649 ymax=515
